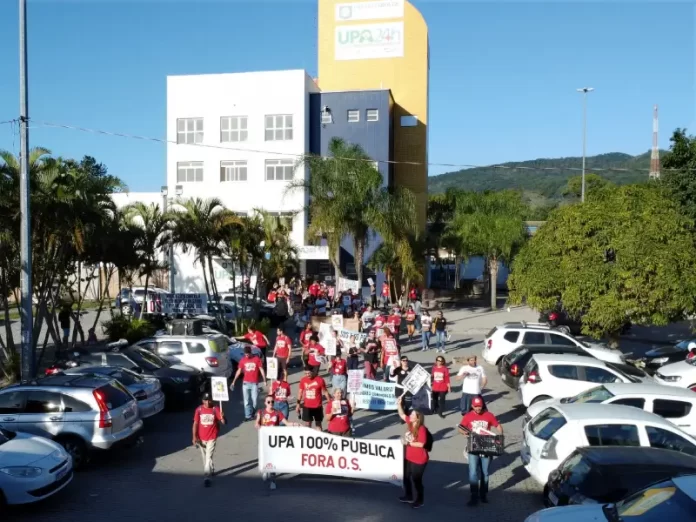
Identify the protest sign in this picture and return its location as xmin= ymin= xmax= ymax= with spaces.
xmin=401 ymin=364 xmax=430 ymax=395
xmin=258 ymin=427 xmax=402 ymax=483
xmin=266 ymin=357 xmax=279 ymax=381
xmin=160 ymin=293 xmax=207 ymax=315
xmin=337 ymin=277 xmax=360 ymax=294
xmin=211 ymin=376 xmax=229 ymax=402
xmin=337 ymin=329 xmax=367 ymax=344
xmin=331 ymin=314 xmax=344 ymax=330
xmin=318 ymin=322 xmax=333 ymax=342
xmin=347 ymin=369 xmax=363 ymax=393
xmin=367 ymin=277 xmax=374 ymax=286
xmin=325 ymin=337 xmax=337 ymax=357
xmin=353 ymin=379 xmax=398 ymax=410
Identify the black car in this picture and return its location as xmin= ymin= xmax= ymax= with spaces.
xmin=544 ymin=446 xmax=696 ymax=507
xmin=47 ymin=346 xmax=207 ymax=406
xmin=637 ymin=339 xmax=696 ymax=375
xmin=500 ymin=344 xmax=592 ymax=390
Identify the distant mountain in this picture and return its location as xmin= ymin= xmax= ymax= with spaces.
xmin=428 ymin=151 xmax=664 ymax=199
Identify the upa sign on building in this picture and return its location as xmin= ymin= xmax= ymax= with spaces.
xmin=335 ymin=22 xmax=404 ymax=61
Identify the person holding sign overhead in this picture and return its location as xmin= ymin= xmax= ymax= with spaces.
xmin=192 ymin=392 xmax=226 ymax=487
xmin=325 ymin=388 xmax=353 ymax=437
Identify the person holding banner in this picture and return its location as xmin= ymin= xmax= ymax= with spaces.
xmin=397 ymin=395 xmax=428 ymax=509
xmin=192 ymin=392 xmax=227 ymax=487
xmin=325 ymin=388 xmax=353 ymax=437
xmin=272 ymin=327 xmax=293 ymax=381
xmin=297 ymin=366 xmax=331 ymax=431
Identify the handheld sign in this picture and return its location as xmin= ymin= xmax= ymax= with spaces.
xmin=211 ymin=376 xmax=229 ymax=406
xmin=266 ymin=357 xmax=279 ymax=381
xmin=325 ymin=337 xmax=337 ymax=357
xmin=331 ymin=314 xmax=344 ymax=330
xmin=400 ymin=364 xmax=430 ymax=395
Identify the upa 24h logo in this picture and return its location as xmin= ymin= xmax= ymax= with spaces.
xmin=338 ymin=26 xmax=402 ymax=47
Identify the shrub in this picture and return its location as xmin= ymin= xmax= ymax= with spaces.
xmin=102 ymin=316 xmax=156 ymax=344
xmin=235 ymin=317 xmax=271 ymax=336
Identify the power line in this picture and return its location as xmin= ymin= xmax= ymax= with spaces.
xmin=26 ymin=118 xmax=695 ymax=174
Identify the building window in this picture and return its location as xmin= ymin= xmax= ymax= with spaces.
xmin=177 ymin=161 xmax=204 ymax=183
xmin=176 ymin=118 xmax=204 ymax=144
xmin=400 ymin=115 xmax=418 ymax=127
xmin=367 ymin=109 xmax=379 ymax=122
xmin=265 ymin=115 xmax=293 ymax=141
xmin=265 ymin=159 xmax=294 ymax=181
xmin=220 ymin=116 xmax=248 ymax=143
xmin=321 ymin=110 xmax=332 ymax=124
xmin=348 ymin=110 xmax=360 ymax=123
xmin=220 ymin=160 xmax=247 ymax=182
xmin=267 ymin=212 xmax=294 ymax=232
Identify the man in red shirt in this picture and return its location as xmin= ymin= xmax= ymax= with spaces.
xmin=296 ymin=366 xmax=331 ymax=430
xmin=269 ymin=376 xmax=291 ymax=419
xmin=325 ymin=388 xmax=353 ymax=436
xmin=192 ymin=392 xmax=226 ymax=486
xmin=306 ymin=336 xmax=326 ymax=377
xmin=273 ymin=327 xmax=292 ymax=381
xmin=458 ymin=396 xmax=503 ymax=506
xmin=309 ymin=280 xmax=320 ymax=298
xmin=231 ymin=346 xmax=267 ymax=421
xmin=238 ymin=325 xmax=270 ymax=359
xmin=387 ymin=309 xmax=402 ymax=343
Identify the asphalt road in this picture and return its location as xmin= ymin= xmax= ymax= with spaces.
xmin=6 ymin=331 xmax=544 ymax=522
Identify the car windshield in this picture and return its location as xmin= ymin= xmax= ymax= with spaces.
xmin=567 ymin=385 xmax=615 ymax=404
xmin=130 ymin=348 xmax=168 ymax=370
xmin=605 ymin=363 xmax=642 ymax=383
xmin=675 ymin=340 xmax=695 ymax=351
xmin=107 ymin=368 xmax=144 ymax=385
xmin=508 ymin=347 xmax=529 ymax=362
xmin=614 ymin=481 xmax=695 ymax=520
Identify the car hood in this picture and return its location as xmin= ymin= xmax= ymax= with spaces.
xmin=656 ymin=359 xmax=695 ymax=377
xmin=582 ymin=342 xmax=625 ymax=363
xmin=527 ymin=398 xmax=561 ymax=418
xmin=646 ymin=346 xmax=684 ymax=358
xmin=525 ymin=504 xmax=606 ymax=522
xmin=0 ymin=432 xmax=66 ymax=467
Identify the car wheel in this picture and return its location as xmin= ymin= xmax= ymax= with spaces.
xmin=531 ymin=395 xmax=552 ymax=405
xmin=56 ymin=435 xmax=89 ymax=470
xmin=121 ymin=305 xmax=133 ymax=316
xmin=556 ymin=325 xmax=571 ymax=335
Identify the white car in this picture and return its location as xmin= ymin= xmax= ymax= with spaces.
xmin=0 ymin=428 xmax=73 ymax=506
xmin=521 ymin=403 xmax=696 ymax=485
xmin=526 ymin=382 xmax=696 ymax=437
xmin=134 ymin=334 xmax=233 ymax=379
xmin=655 ymin=357 xmax=696 ymax=391
xmin=482 ymin=322 xmax=624 ymax=366
xmin=519 ymin=353 xmax=651 ymax=408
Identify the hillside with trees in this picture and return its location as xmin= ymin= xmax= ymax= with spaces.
xmin=428 ymin=150 xmax=662 ymax=199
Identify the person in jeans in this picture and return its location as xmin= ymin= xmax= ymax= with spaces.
xmin=230 ymin=345 xmax=267 ymax=421
xmin=458 ymin=396 xmax=503 ymax=506
xmin=329 ymin=351 xmax=348 ymax=393
xmin=192 ymin=392 xmax=226 ymax=487
xmin=432 ymin=311 xmax=448 ymax=353
xmin=269 ymin=376 xmax=291 ymax=419
xmin=430 ymin=355 xmax=451 ymax=417
xmin=397 ymin=395 xmax=428 ymax=509
xmin=420 ymin=310 xmax=432 ymax=351
xmin=456 ymin=355 xmax=487 ymax=415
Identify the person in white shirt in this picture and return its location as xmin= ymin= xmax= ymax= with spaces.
xmin=420 ymin=310 xmax=433 ymax=351
xmin=456 ymin=355 xmax=487 ymax=414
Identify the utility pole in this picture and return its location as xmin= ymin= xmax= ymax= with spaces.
xmin=19 ymin=0 xmax=34 ymax=382
xmin=577 ymin=87 xmax=594 ymax=203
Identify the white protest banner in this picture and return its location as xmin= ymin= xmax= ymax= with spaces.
xmin=331 ymin=314 xmax=344 ymax=330
xmin=338 ymin=329 xmax=368 ymax=344
xmin=337 ymin=276 xmax=360 ymax=294
xmin=211 ymin=376 xmax=229 ymax=402
xmin=258 ymin=427 xmax=403 ymax=483
xmin=161 ymin=293 xmax=208 ymax=315
xmin=325 ymin=337 xmax=337 ymax=357
xmin=319 ymin=322 xmax=333 ymax=341
xmin=266 ymin=357 xmax=279 ymax=381
xmin=401 ymin=364 xmax=429 ymax=395
xmin=347 ymin=369 xmax=363 ymax=393
xmin=354 ymin=379 xmax=398 ymax=410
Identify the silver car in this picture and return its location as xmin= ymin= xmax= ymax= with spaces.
xmin=0 ymin=374 xmax=143 ymax=469
xmin=135 ymin=334 xmax=233 ymax=379
xmin=61 ymin=366 xmax=165 ymax=419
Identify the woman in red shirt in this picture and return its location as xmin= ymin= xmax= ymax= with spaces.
xmin=397 ymin=395 xmax=428 ymax=509
xmin=256 ymin=395 xmax=300 ymax=491
xmin=329 ymin=352 xmax=348 ymax=393
xmin=300 ymin=324 xmax=314 ymax=367
xmin=325 ymin=388 xmax=353 ymax=436
xmin=431 ymin=355 xmax=451 ymax=418
xmin=404 ymin=306 xmax=417 ymax=342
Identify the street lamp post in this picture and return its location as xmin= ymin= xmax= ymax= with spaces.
xmin=577 ymin=87 xmax=594 ymax=203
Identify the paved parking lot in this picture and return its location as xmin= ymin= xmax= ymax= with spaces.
xmin=9 ymin=331 xmax=545 ymax=522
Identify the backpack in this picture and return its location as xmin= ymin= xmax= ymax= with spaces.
xmin=424 ymin=428 xmax=434 ymax=452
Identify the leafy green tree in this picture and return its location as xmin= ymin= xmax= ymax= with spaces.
xmin=448 ymin=190 xmax=528 ymax=309
xmin=562 ymin=173 xmax=611 ymax=200
xmin=508 ymin=184 xmax=696 ymax=344
xmin=661 ymin=128 xmax=696 ymax=221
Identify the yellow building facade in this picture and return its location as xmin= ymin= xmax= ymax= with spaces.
xmin=317 ymin=0 xmax=430 ymax=231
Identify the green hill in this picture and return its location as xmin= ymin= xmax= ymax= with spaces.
xmin=428 ymin=150 xmax=663 ymax=199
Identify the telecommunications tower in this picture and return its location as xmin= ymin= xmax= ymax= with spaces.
xmin=649 ymin=105 xmax=660 ymax=179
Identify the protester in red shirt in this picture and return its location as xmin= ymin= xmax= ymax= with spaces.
xmin=238 ymin=325 xmax=270 ymax=359
xmin=256 ymin=395 xmax=299 ymax=491
xmin=381 ymin=330 xmax=400 ymax=382
xmin=458 ymin=396 xmax=503 ymax=506
xmin=381 ymin=281 xmax=390 ymax=307
xmin=300 ymin=324 xmax=314 ymax=366
xmin=374 ymin=312 xmax=386 ymax=330
xmin=192 ymin=392 xmax=226 ymax=486
xmin=361 ymin=330 xmax=380 ymax=379
xmin=309 ymin=280 xmax=320 ymax=298
xmin=307 ymin=336 xmax=326 ymax=377
xmin=387 ymin=310 xmax=402 ymax=343
xmin=397 ymin=395 xmax=428 ymax=509
xmin=404 ymin=305 xmax=417 ymax=341
xmin=269 ymin=377 xmax=291 ymax=419
xmin=231 ymin=346 xmax=267 ymax=421
xmin=273 ymin=327 xmax=293 ymax=381
xmin=330 ymin=352 xmax=348 ymax=393
xmin=325 ymin=388 xmax=353 ymax=436
xmin=431 ymin=355 xmax=451 ymax=418
xmin=296 ymin=366 xmax=331 ymax=430
xmin=267 ymin=283 xmax=279 ymax=303
xmin=408 ymin=285 xmax=418 ymax=303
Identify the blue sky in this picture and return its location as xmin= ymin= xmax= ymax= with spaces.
xmin=0 ymin=1 xmax=693 ymax=190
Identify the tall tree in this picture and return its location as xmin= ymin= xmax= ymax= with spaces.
xmin=661 ymin=128 xmax=696 ymax=220
xmin=562 ymin=173 xmax=611 ymax=200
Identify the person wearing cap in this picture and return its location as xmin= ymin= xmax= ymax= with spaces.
xmin=458 ymin=395 xmax=503 ymax=506
xmin=192 ymin=392 xmax=226 ymax=486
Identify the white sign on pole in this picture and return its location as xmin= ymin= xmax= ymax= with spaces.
xmin=259 ymin=427 xmax=403 ymax=483
xmin=335 ymin=0 xmax=404 ymax=21
xmin=335 ymin=22 xmax=404 ymax=61
xmin=211 ymin=376 xmax=229 ymax=402
xmin=325 ymin=337 xmax=337 ymax=357
xmin=319 ymin=322 xmax=333 ymax=341
xmin=161 ymin=293 xmax=208 ymax=315
xmin=266 ymin=357 xmax=279 ymax=381
xmin=401 ymin=364 xmax=429 ymax=395
xmin=331 ymin=314 xmax=344 ymax=330
xmin=347 ymin=369 xmax=363 ymax=393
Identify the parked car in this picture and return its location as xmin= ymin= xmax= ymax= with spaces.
xmin=50 ymin=346 xmax=207 ymax=407
xmin=0 ymin=428 xmax=73 ymax=507
xmin=61 ymin=366 xmax=165 ymax=419
xmin=526 ymin=383 xmax=696 ymax=437
xmin=521 ymin=403 xmax=696 ymax=485
xmin=500 ymin=344 xmax=594 ymax=390
xmin=207 ymin=301 xmax=252 ymax=321
xmin=525 ymin=473 xmax=696 ymax=521
xmin=114 ymin=286 xmax=168 ymax=315
xmin=519 ymin=353 xmax=650 ymax=408
xmin=482 ymin=322 xmax=625 ymax=367
xmin=543 ymin=446 xmax=696 ymax=507
xmin=654 ymin=357 xmax=696 ymax=392
xmin=133 ymin=334 xmax=232 ymax=379
xmin=634 ymin=338 xmax=696 ymax=375
xmin=0 ymin=374 xmax=143 ymax=469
